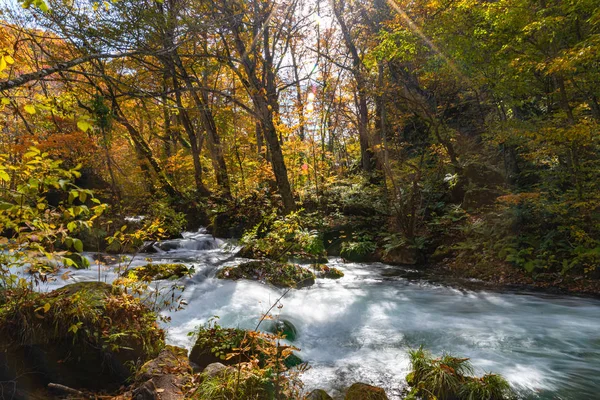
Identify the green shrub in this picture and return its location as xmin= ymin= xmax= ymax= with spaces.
xmin=240 ymin=210 xmax=326 ymax=261
xmin=188 ymin=318 xmax=305 ymax=399
xmin=340 ymin=232 xmax=376 ymax=262
xmin=406 ymin=347 xmax=512 ymax=400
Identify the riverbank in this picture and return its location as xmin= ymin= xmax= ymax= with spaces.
xmin=426 ymin=259 xmax=600 ymax=297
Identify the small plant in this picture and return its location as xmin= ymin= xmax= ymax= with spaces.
xmin=406 ymin=347 xmax=512 ymax=400
xmin=340 ymin=232 xmax=376 ymax=262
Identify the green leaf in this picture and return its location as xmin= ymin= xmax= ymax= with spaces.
xmin=73 ymin=238 xmax=83 ymax=253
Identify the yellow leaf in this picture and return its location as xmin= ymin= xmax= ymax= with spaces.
xmin=0 ymin=56 xmax=6 ymax=72
xmin=5 ymin=55 xmax=14 ymax=65
xmin=1 ymin=98 xmax=10 ymax=105
xmin=43 ymin=303 xmax=51 ymax=313
xmin=24 ymin=104 xmax=36 ymax=114
xmin=77 ymin=119 xmax=92 ymax=132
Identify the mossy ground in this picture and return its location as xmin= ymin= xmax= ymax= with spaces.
xmin=0 ymin=282 xmax=164 ymax=391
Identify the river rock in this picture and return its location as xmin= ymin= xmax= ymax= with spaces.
xmin=190 ymin=326 xmax=303 ymax=371
xmin=345 ymin=383 xmax=388 ymax=400
xmin=126 ymin=263 xmax=192 ymax=281
xmin=313 ymin=264 xmax=345 ymax=279
xmin=217 ymin=260 xmax=316 ymax=288
xmin=266 ymin=319 xmax=298 ymax=341
xmin=137 ymin=346 xmax=190 ymax=382
xmin=306 ymin=389 xmax=334 ymax=399
xmin=201 ymin=362 xmax=229 ymax=378
xmin=378 ymin=246 xmax=419 ymax=265
xmin=133 ymin=374 xmax=185 ymax=400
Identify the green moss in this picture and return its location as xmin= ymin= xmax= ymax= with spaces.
xmin=0 ymin=282 xmax=164 ymax=390
xmin=307 ymin=389 xmax=334 ymax=400
xmin=217 ymin=260 xmax=315 ymax=288
xmin=127 ymin=263 xmax=193 ymax=281
xmin=266 ymin=319 xmax=297 ymax=341
xmin=406 ymin=347 xmax=512 ymax=400
xmin=314 ymin=264 xmax=345 ymax=279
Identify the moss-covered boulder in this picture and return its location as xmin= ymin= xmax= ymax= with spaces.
xmin=0 ymin=281 xmax=165 ymax=392
xmin=137 ymin=345 xmax=190 ymax=382
xmin=189 ymin=325 xmax=302 ymax=372
xmin=126 ymin=263 xmax=193 ymax=281
xmin=345 ymin=383 xmax=388 ymax=400
xmin=265 ymin=319 xmax=298 ymax=341
xmin=217 ymin=260 xmax=316 ymax=288
xmin=313 ymin=264 xmax=345 ymax=279
xmin=306 ymin=389 xmax=334 ymax=400
xmin=133 ymin=346 xmax=191 ymax=400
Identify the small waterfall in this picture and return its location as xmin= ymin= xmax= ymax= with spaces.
xmin=154 ymin=229 xmax=225 ymax=252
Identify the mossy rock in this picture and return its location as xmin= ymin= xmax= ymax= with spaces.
xmin=126 ymin=263 xmax=193 ymax=281
xmin=217 ymin=260 xmax=316 ymax=288
xmin=137 ymin=345 xmax=190 ymax=382
xmin=0 ymin=281 xmax=164 ymax=392
xmin=313 ymin=264 xmax=345 ymax=279
xmin=189 ymin=326 xmax=302 ymax=371
xmin=306 ymin=389 xmax=334 ymax=400
xmin=265 ymin=319 xmax=298 ymax=341
xmin=345 ymin=383 xmax=388 ymax=400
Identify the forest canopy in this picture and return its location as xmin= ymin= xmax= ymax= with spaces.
xmin=1 ymin=0 xmax=599 ymax=280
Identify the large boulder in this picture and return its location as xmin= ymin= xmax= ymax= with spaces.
xmin=306 ymin=389 xmax=334 ymax=399
xmin=345 ymin=383 xmax=388 ymax=400
xmin=217 ymin=260 xmax=316 ymax=288
xmin=0 ymin=282 xmax=164 ymax=393
xmin=265 ymin=319 xmax=298 ymax=341
xmin=313 ymin=264 xmax=345 ymax=279
xmin=124 ymin=263 xmax=193 ymax=281
xmin=133 ymin=346 xmax=191 ymax=400
xmin=189 ymin=326 xmax=302 ymax=371
xmin=376 ymin=246 xmax=420 ymax=266
xmin=189 ymin=327 xmax=255 ymax=370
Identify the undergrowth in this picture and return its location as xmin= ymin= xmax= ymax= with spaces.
xmin=406 ymin=347 xmax=512 ymax=400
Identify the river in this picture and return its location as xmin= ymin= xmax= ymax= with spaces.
xmin=36 ymin=229 xmax=600 ymax=399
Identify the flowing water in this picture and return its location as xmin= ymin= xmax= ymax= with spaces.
xmin=34 ymin=230 xmax=600 ymax=399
